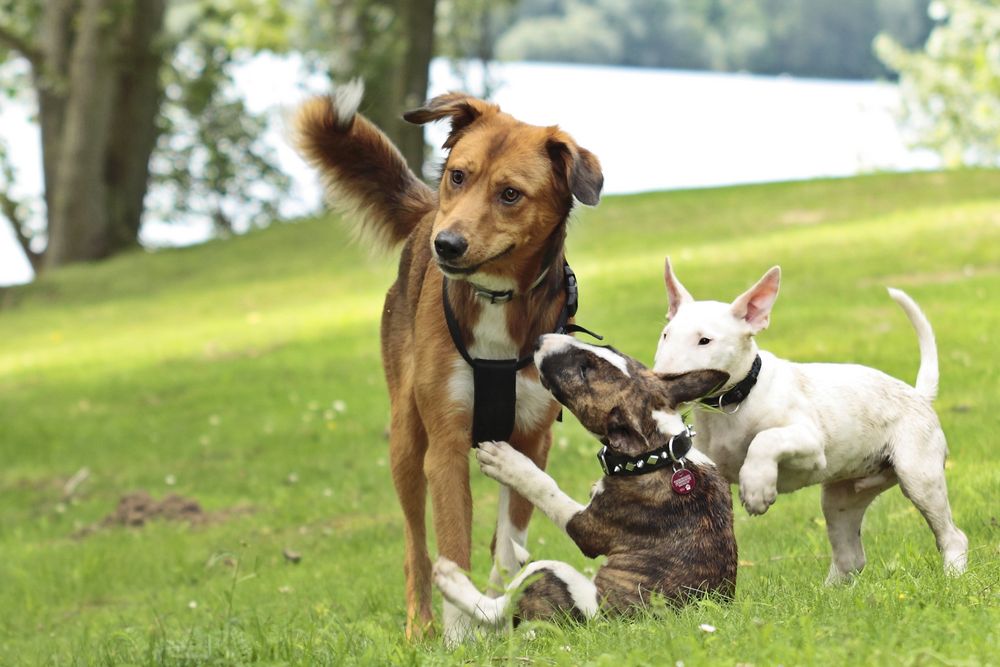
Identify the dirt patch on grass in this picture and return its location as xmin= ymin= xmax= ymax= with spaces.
xmin=74 ymin=491 xmax=251 ymax=538
xmin=103 ymin=491 xmax=206 ymax=527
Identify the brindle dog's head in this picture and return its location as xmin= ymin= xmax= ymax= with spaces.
xmin=404 ymin=94 xmax=603 ymax=291
xmin=533 ymin=334 xmax=728 ymax=457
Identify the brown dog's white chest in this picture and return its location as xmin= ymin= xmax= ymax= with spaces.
xmin=446 ymin=301 xmax=555 ymax=434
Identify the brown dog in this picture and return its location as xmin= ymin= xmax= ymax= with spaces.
xmin=433 ymin=334 xmax=737 ymax=637
xmin=293 ymin=82 xmax=603 ymax=640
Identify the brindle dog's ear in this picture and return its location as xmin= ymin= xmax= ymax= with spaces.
xmin=546 ymin=137 xmax=604 ymax=206
xmin=657 ymin=369 xmax=730 ymax=408
xmin=605 ymin=406 xmax=647 ymax=457
xmin=402 ymin=93 xmax=498 ymax=149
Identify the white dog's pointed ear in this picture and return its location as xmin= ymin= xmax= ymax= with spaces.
xmin=731 ymin=266 xmax=781 ymax=333
xmin=664 ymin=256 xmax=693 ymax=320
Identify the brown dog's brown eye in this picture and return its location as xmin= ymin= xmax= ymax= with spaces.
xmin=699 ymin=337 xmax=711 ymax=346
xmin=500 ymin=187 xmax=521 ymax=204
xmin=450 ymin=170 xmax=465 ymax=186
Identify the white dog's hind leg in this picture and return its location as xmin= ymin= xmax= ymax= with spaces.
xmin=892 ymin=429 xmax=968 ymax=575
xmin=821 ymin=475 xmax=897 ymax=585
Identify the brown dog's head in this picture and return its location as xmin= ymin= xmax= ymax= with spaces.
xmin=404 ymin=93 xmax=603 ymax=289
xmin=533 ymin=334 xmax=728 ymax=457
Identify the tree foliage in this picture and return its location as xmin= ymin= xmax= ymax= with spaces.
xmin=0 ymin=0 xmax=292 ymax=269
xmin=877 ymin=0 xmax=1000 ymax=166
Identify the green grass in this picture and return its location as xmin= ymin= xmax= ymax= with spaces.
xmin=1 ymin=170 xmax=998 ymax=666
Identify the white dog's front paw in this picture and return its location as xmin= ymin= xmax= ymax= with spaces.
xmin=476 ymin=441 xmax=537 ymax=488
xmin=739 ymin=464 xmax=778 ymax=515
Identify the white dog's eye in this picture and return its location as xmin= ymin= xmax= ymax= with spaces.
xmin=698 ymin=337 xmax=711 ymax=346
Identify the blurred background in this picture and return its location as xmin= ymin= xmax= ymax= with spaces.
xmin=1 ymin=0 xmax=997 ymax=286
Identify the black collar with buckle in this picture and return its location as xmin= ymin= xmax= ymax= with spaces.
xmin=598 ymin=425 xmax=694 ymax=477
xmin=443 ymin=263 xmax=601 ymax=447
xmin=468 ymin=265 xmax=552 ymax=304
xmin=700 ymin=354 xmax=762 ymax=410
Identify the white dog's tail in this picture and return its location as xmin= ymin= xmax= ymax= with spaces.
xmin=887 ymin=288 xmax=938 ymax=400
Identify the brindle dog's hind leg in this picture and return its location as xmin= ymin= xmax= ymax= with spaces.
xmin=433 ymin=557 xmax=599 ymax=634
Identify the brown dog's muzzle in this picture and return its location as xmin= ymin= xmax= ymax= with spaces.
xmin=433 ymin=230 xmax=468 ymax=262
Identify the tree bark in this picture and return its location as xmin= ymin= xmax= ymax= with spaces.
xmin=44 ymin=0 xmax=118 ymax=269
xmin=36 ymin=0 xmax=77 ymax=221
xmin=104 ymin=0 xmax=166 ymax=254
xmin=397 ymin=0 xmax=437 ymax=178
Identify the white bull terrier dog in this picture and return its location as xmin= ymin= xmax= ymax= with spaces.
xmin=652 ymin=258 xmax=968 ymax=584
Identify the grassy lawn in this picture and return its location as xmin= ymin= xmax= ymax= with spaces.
xmin=1 ymin=170 xmax=998 ymax=665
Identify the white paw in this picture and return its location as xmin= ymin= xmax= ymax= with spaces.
xmin=476 ymin=441 xmax=537 ymax=488
xmin=433 ymin=558 xmax=469 ymax=599
xmin=739 ymin=465 xmax=777 ymax=515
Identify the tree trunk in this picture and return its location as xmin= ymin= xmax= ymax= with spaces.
xmin=397 ymin=0 xmax=437 ymax=178
xmin=36 ymin=0 xmax=78 ymax=220
xmin=104 ymin=0 xmax=166 ymax=254
xmin=44 ymin=0 xmax=118 ymax=269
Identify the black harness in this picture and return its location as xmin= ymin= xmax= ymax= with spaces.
xmin=442 ymin=264 xmax=599 ymax=447
xmin=597 ymin=425 xmax=694 ymax=477
xmin=700 ymin=354 xmax=762 ymax=410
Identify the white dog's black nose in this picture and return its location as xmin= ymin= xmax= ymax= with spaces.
xmin=434 ymin=231 xmax=468 ymax=261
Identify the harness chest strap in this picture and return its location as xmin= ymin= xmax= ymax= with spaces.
xmin=442 ymin=264 xmax=600 ymax=447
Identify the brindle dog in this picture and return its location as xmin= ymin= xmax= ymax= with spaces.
xmin=433 ymin=334 xmax=738 ymax=631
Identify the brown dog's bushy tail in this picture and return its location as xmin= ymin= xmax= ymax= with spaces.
xmin=292 ymin=80 xmax=435 ymax=249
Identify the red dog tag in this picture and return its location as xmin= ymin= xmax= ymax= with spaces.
xmin=671 ymin=468 xmax=695 ymax=495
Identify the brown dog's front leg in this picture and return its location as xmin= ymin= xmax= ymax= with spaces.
xmin=388 ymin=396 xmax=433 ymax=640
xmin=423 ymin=433 xmax=474 ymax=644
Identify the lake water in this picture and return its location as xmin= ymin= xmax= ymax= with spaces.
xmin=0 ymin=58 xmax=939 ymax=286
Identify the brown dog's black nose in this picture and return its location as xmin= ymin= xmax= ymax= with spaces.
xmin=434 ymin=231 xmax=468 ymax=261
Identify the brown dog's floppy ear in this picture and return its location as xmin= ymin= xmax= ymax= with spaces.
xmin=546 ymin=137 xmax=604 ymax=206
xmin=402 ymin=92 xmax=498 ymax=149
xmin=604 ymin=406 xmax=647 ymax=457
xmin=657 ymin=369 xmax=730 ymax=408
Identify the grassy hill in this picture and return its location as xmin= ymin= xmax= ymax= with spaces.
xmin=1 ymin=170 xmax=998 ymax=665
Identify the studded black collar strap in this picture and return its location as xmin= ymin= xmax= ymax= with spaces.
xmin=700 ymin=354 xmax=762 ymax=410
xmin=597 ymin=426 xmax=694 ymax=477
